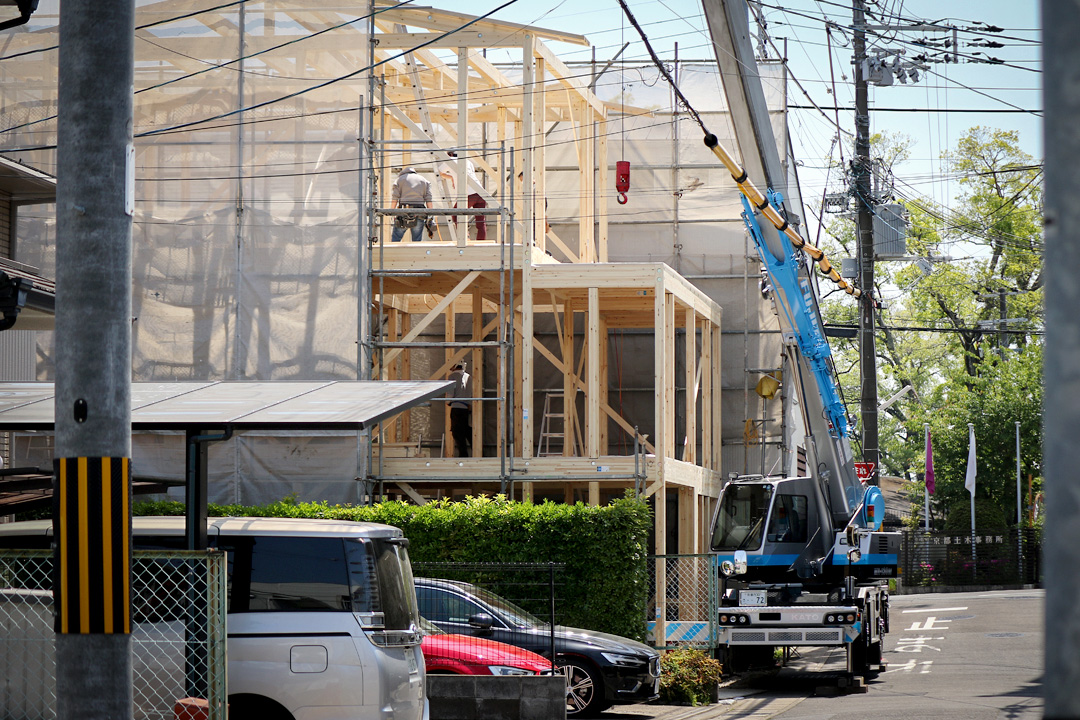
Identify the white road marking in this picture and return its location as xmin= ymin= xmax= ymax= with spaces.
xmin=901 ymin=606 xmax=968 ymax=613
xmin=906 ymin=616 xmax=950 ymax=631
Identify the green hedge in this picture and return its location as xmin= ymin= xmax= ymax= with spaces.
xmin=134 ymin=494 xmax=653 ymax=641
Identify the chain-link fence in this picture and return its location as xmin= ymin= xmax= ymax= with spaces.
xmin=0 ymin=550 xmax=228 ymax=720
xmin=899 ymin=528 xmax=1041 ymax=588
xmin=646 ymin=554 xmax=718 ymax=651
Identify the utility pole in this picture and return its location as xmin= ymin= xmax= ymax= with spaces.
xmin=1044 ymin=1 xmax=1080 ymax=711
xmin=853 ymin=0 xmax=878 ymax=483
xmin=52 ymin=0 xmax=135 ymax=718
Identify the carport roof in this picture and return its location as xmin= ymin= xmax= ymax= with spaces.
xmin=0 ymin=380 xmax=454 ymax=432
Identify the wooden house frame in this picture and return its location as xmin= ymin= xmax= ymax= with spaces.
xmin=365 ymin=4 xmax=726 ymax=564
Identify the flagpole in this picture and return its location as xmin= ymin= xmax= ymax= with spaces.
xmin=924 ymin=424 xmax=930 ymax=532
xmin=1016 ymin=421 xmax=1023 ymax=582
xmin=968 ymin=423 xmax=976 ymax=572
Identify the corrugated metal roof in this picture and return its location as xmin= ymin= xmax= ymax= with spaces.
xmin=0 ymin=380 xmax=454 ymax=431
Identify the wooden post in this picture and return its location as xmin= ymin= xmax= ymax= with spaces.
xmin=701 ymin=321 xmax=712 ymax=470
xmin=587 ymin=287 xmax=600 ymax=459
xmin=561 ymin=296 xmax=575 ymax=456
xmin=444 ymin=304 xmax=456 ymax=457
xmin=472 ymin=290 xmax=483 ymax=458
xmin=684 ymin=308 xmax=697 ymax=464
xmin=456 ymin=45 xmax=469 ymax=247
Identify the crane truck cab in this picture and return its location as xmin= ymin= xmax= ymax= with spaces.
xmin=708 ymin=475 xmax=898 ymax=676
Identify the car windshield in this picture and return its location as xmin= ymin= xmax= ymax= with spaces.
xmin=711 ymin=483 xmax=772 ymax=551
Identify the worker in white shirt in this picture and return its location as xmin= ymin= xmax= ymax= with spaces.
xmin=438 ymin=151 xmax=487 ymax=242
xmin=390 ymin=167 xmax=433 ymax=242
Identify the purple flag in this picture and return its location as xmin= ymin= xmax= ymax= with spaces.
xmin=925 ymin=429 xmax=935 ymax=495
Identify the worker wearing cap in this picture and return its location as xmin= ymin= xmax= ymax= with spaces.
xmin=448 ymin=363 xmax=471 ymax=457
xmin=391 ymin=167 xmax=433 ymax=242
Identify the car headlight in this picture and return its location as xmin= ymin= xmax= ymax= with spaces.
xmin=600 ymin=652 xmax=643 ymax=667
xmin=488 ymin=666 xmax=534 ymax=676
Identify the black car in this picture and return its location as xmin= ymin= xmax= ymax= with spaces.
xmin=415 ymin=577 xmax=660 ymax=717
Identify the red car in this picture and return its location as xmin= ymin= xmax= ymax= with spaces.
xmin=420 ymin=617 xmax=552 ymax=676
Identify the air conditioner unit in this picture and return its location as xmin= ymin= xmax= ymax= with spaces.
xmin=873 ymin=204 xmax=907 ymax=259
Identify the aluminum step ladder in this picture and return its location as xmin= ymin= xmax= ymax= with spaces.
xmin=536 ymin=392 xmax=565 ymax=457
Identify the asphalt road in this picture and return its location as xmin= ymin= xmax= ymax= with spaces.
xmin=611 ymin=589 xmax=1044 ymax=720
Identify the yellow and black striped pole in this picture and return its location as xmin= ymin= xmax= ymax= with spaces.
xmin=53 ymin=457 xmax=131 ymax=635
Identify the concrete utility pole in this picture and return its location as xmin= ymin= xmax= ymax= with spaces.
xmin=852 ymin=0 xmax=878 ymax=482
xmin=52 ymin=0 xmax=135 ymax=717
xmin=1043 ymin=2 xmax=1080 ymax=715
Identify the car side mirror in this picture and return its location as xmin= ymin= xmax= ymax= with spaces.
xmin=468 ymin=613 xmax=494 ymax=630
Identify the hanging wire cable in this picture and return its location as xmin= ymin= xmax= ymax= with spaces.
xmin=615 ymin=0 xmax=868 ymax=302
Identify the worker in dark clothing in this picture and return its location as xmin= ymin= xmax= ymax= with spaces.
xmin=448 ymin=363 xmax=471 ymax=457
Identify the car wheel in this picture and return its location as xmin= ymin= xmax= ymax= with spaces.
xmin=557 ymin=658 xmax=604 ymax=717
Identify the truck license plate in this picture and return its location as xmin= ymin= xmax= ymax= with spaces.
xmin=740 ymin=590 xmax=767 ymax=607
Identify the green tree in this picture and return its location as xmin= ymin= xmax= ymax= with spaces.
xmin=817 ymin=128 xmax=1042 ymax=511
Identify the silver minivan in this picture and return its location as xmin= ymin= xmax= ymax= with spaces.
xmin=0 ymin=517 xmax=428 ymax=720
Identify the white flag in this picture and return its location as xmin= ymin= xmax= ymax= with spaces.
xmin=964 ymin=424 xmax=977 ymax=496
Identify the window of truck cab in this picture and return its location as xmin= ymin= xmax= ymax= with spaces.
xmin=711 ymin=483 xmax=772 ymax=551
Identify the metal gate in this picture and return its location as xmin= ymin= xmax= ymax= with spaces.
xmin=0 ymin=549 xmax=228 ymax=720
xmin=646 ymin=554 xmax=718 ymax=651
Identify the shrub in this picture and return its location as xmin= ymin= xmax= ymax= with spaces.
xmin=133 ymin=493 xmax=653 ymax=641
xmin=659 ymin=648 xmax=723 ymax=706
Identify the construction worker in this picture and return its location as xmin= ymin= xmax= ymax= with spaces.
xmin=448 ymin=363 xmax=471 ymax=457
xmin=390 ymin=167 xmax=432 ymax=242
xmin=438 ymin=151 xmax=486 ymax=241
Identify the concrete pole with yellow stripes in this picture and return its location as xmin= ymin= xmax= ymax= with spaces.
xmin=52 ymin=0 xmax=135 ymax=716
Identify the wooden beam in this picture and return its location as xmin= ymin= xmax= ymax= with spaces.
xmin=562 ymin=296 xmax=575 ymax=457
xmin=396 ymin=482 xmax=428 ymax=506
xmin=373 ymin=6 xmax=590 ymax=46
xmin=532 ymin=40 xmax=607 ymax=118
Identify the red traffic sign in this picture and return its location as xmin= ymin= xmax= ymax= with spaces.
xmin=854 ymin=462 xmax=876 ymax=481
